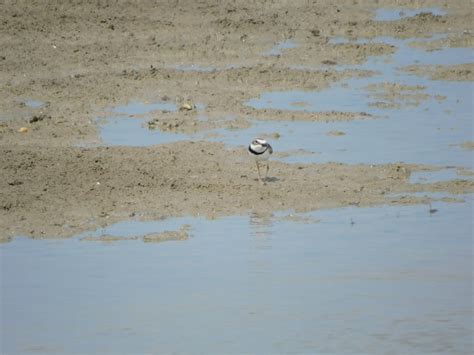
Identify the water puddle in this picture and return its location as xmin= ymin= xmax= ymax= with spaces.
xmin=326 ymin=35 xmax=471 ymax=68
xmin=374 ymin=7 xmax=446 ymax=21
xmin=173 ymin=64 xmax=219 ymax=72
xmin=207 ymin=108 xmax=473 ymax=167
xmin=112 ymin=100 xmax=176 ymax=116
xmin=24 ymin=99 xmax=44 ymax=108
xmin=242 ymin=36 xmax=473 ymax=167
xmin=96 ymin=36 xmax=472 ymax=168
xmin=265 ymin=39 xmax=298 ymax=56
xmin=409 ymin=168 xmax=471 ymax=184
xmin=2 ymin=197 xmax=472 ymax=353
xmin=100 ymin=117 xmax=193 ymax=146
xmin=387 ymin=191 xmax=466 ymax=202
xmin=100 ymin=100 xmax=196 ymax=146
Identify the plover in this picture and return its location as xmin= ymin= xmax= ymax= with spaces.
xmin=248 ymin=138 xmax=273 ymax=183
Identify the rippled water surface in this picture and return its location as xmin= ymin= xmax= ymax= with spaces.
xmin=2 ymin=197 xmax=472 ymax=353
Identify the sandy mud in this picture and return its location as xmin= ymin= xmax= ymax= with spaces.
xmin=2 ymin=142 xmax=473 ymax=240
xmin=402 ymin=63 xmax=474 ymax=80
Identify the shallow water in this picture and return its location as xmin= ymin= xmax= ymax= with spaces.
xmin=2 ymin=197 xmax=472 ymax=354
xmin=409 ymin=168 xmax=466 ymax=184
xmin=100 ymin=116 xmax=190 ymax=146
xmin=100 ymin=100 xmax=190 ymax=146
xmin=97 ymin=36 xmax=473 ymax=170
xmin=374 ymin=7 xmax=446 ymax=22
xmin=265 ymin=39 xmax=298 ymax=56
xmin=111 ymin=100 xmax=176 ymax=116
xmin=18 ymin=26 xmax=472 ymax=354
xmin=244 ymin=36 xmax=473 ymax=167
xmin=24 ymin=99 xmax=44 ymax=109
xmin=388 ymin=191 xmax=465 ymax=201
xmin=173 ymin=64 xmax=219 ymax=72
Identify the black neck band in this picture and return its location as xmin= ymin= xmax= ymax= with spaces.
xmin=248 ymin=145 xmax=267 ymax=155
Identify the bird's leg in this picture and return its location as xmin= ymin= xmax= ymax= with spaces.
xmin=265 ymin=160 xmax=270 ymax=181
xmin=255 ymin=161 xmax=264 ymax=184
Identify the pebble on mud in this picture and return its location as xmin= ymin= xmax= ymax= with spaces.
xmin=179 ymin=102 xmax=194 ymax=111
xmin=18 ymin=127 xmax=28 ymax=133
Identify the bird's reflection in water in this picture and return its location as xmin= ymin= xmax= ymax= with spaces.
xmin=249 ymin=211 xmax=274 ymax=274
xmin=249 ymin=211 xmax=273 ymax=240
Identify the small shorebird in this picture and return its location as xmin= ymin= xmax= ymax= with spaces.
xmin=248 ymin=138 xmax=273 ymax=183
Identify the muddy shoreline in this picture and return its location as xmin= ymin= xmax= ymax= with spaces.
xmin=1 ymin=0 xmax=473 ymax=241
xmin=2 ymin=142 xmax=473 ymax=241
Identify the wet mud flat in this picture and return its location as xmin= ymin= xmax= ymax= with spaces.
xmin=1 ymin=0 xmax=474 ymax=353
xmin=3 ymin=141 xmax=472 ymax=241
xmin=1 ymin=0 xmax=473 ymax=145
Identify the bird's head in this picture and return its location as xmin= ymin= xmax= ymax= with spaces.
xmin=252 ymin=138 xmax=267 ymax=146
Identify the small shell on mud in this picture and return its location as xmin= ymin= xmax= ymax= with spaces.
xmin=179 ymin=102 xmax=194 ymax=111
xmin=18 ymin=127 xmax=28 ymax=133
